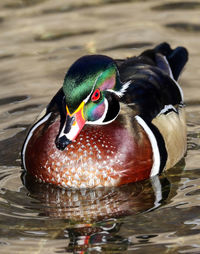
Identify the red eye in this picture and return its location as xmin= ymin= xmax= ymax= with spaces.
xmin=91 ymin=89 xmax=101 ymax=102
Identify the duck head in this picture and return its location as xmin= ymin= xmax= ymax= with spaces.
xmin=56 ymin=55 xmax=125 ymax=151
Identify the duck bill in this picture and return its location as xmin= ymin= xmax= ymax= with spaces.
xmin=56 ymin=102 xmax=86 ymax=151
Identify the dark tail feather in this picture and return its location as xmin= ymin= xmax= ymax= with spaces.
xmin=167 ymin=46 xmax=188 ymax=80
xmin=155 ymin=42 xmax=188 ymax=80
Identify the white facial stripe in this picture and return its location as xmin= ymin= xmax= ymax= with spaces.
xmin=22 ymin=112 xmax=52 ymax=170
xmin=108 ymin=80 xmax=132 ymax=97
xmin=135 ymin=115 xmax=160 ymax=177
xmin=83 ymin=72 xmax=103 ymax=103
xmin=119 ymin=80 xmax=132 ymax=96
xmin=106 ymin=89 xmax=120 ymax=97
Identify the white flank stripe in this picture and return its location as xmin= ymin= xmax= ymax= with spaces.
xmin=22 ymin=112 xmax=52 ymax=171
xmin=135 ymin=115 xmax=160 ymax=177
xmin=158 ymin=104 xmax=177 ymax=116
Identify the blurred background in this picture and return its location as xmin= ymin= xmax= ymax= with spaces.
xmin=0 ymin=0 xmax=200 ymax=253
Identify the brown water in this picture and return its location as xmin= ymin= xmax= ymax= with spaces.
xmin=0 ymin=0 xmax=200 ymax=253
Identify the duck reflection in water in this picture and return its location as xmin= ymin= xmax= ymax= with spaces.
xmin=22 ymin=160 xmax=184 ymax=253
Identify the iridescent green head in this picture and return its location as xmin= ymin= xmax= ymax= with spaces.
xmin=63 ymin=55 xmax=121 ymax=113
xmin=57 ymin=55 xmax=124 ymax=150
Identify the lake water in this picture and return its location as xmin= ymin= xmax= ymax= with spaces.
xmin=0 ymin=0 xmax=200 ymax=253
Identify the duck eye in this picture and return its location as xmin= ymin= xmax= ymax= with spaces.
xmin=91 ymin=89 xmax=101 ymax=102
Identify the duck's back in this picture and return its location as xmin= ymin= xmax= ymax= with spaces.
xmin=115 ymin=42 xmax=188 ymax=175
xmin=116 ymin=42 xmax=188 ymax=120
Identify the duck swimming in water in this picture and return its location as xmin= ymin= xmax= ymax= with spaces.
xmin=22 ymin=42 xmax=188 ymax=188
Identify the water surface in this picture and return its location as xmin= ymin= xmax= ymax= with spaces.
xmin=0 ymin=0 xmax=200 ymax=253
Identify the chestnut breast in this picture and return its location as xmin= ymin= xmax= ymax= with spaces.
xmin=25 ymin=118 xmax=153 ymax=188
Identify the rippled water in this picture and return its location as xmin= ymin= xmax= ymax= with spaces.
xmin=0 ymin=0 xmax=200 ymax=253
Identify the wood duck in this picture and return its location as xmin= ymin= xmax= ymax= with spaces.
xmin=21 ymin=42 xmax=188 ymax=189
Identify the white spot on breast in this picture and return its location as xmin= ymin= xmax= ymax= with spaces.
xmin=71 ymin=167 xmax=75 ymax=173
xmin=72 ymin=180 xmax=78 ymax=185
xmin=89 ymin=179 xmax=94 ymax=187
xmin=57 ymin=175 xmax=61 ymax=183
xmin=97 ymin=154 xmax=102 ymax=160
